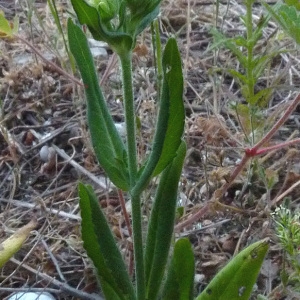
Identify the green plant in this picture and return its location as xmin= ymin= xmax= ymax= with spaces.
xmin=174 ymin=0 xmax=300 ymax=233
xmin=263 ymin=0 xmax=300 ymax=44
xmin=272 ymin=204 xmax=300 ymax=294
xmin=0 ymin=0 xmax=269 ymax=298
xmin=210 ymin=0 xmax=281 ymax=143
xmin=65 ymin=0 xmax=269 ymax=299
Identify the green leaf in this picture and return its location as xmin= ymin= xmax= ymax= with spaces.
xmin=68 ymin=19 xmax=130 ymax=190
xmin=70 ymin=0 xmax=133 ymax=53
xmin=144 ymin=141 xmax=187 ymax=300
xmin=248 ymin=87 xmax=273 ymax=107
xmin=196 ymin=239 xmax=269 ymax=300
xmin=78 ymin=183 xmax=135 ymax=300
xmin=133 ymin=38 xmax=184 ymax=193
xmin=227 ymin=69 xmax=248 ymax=86
xmin=91 ymin=0 xmax=119 ymax=22
xmin=129 ymin=2 xmax=160 ymax=36
xmin=134 ymin=38 xmax=185 ymax=191
xmin=263 ymin=2 xmax=300 ymax=44
xmin=285 ymin=0 xmax=300 ymax=10
xmin=161 ymin=238 xmax=195 ymax=300
xmin=0 ymin=12 xmax=18 ymax=37
xmin=152 ymin=37 xmax=185 ymax=176
xmin=209 ymin=28 xmax=247 ymax=67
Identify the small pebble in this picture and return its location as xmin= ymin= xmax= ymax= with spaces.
xmin=40 ymin=145 xmax=50 ymax=162
xmin=39 ymin=146 xmax=55 ymax=162
xmin=8 ymin=292 xmax=55 ymax=300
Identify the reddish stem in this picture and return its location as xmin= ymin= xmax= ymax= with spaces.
xmin=253 ymin=93 xmax=300 ymax=151
xmin=176 ymin=94 xmax=300 ymax=231
xmin=254 ymin=138 xmax=300 ymax=155
xmin=118 ymin=189 xmax=132 ymax=238
xmin=222 ymin=93 xmax=300 ymax=194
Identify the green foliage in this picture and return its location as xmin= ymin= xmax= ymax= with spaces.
xmin=196 ymin=239 xmax=269 ymax=300
xmin=272 ymin=205 xmax=300 ymax=289
xmin=133 ymin=37 xmax=185 ymax=194
xmin=0 ymin=11 xmax=18 ymax=37
xmin=144 ymin=142 xmax=186 ymax=299
xmin=67 ymin=0 xmax=268 ymax=299
xmin=68 ymin=19 xmax=130 ymax=191
xmin=88 ymin=0 xmax=120 ymax=21
xmin=210 ymin=0 xmax=285 ymax=142
xmin=152 ymin=38 xmax=185 ymax=176
xmin=263 ymin=2 xmax=300 ymax=44
xmin=78 ymin=183 xmax=135 ymax=300
xmin=162 ymin=238 xmax=195 ymax=300
xmin=70 ymin=0 xmax=161 ymax=54
xmin=70 ymin=0 xmax=133 ymax=53
xmin=284 ymin=0 xmax=300 ymax=11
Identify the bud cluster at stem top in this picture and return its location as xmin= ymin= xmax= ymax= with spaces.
xmin=88 ymin=0 xmax=119 ymax=22
xmin=71 ymin=0 xmax=162 ymax=54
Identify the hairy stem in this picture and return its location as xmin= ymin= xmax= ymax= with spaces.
xmin=131 ymin=192 xmax=145 ymax=300
xmin=119 ymin=51 xmax=138 ymax=186
xmin=119 ymin=52 xmax=144 ymax=299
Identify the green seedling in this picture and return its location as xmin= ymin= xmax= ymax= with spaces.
xmin=272 ymin=205 xmax=300 ymax=292
xmin=193 ymin=0 xmax=300 ymax=200
xmin=209 ymin=0 xmax=283 ymax=143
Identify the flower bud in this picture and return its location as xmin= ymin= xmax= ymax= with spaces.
xmin=89 ymin=0 xmax=119 ymax=21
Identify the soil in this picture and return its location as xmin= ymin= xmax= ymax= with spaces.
xmin=0 ymin=0 xmax=300 ymax=299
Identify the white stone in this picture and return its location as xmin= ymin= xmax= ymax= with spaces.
xmin=8 ymin=292 xmax=56 ymax=300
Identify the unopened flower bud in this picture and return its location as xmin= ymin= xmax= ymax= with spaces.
xmin=89 ymin=0 xmax=119 ymax=21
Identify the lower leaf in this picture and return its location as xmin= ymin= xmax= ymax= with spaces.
xmin=78 ymin=183 xmax=135 ymax=300
xmin=144 ymin=141 xmax=187 ymax=300
xmin=196 ymin=238 xmax=269 ymax=300
xmin=162 ymin=238 xmax=195 ymax=300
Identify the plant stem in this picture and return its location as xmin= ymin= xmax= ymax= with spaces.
xmin=119 ymin=51 xmax=138 ymax=186
xmin=131 ymin=192 xmax=145 ymax=300
xmin=118 ymin=189 xmax=132 ymax=237
xmin=245 ymin=0 xmax=255 ymax=101
xmin=245 ymin=0 xmax=257 ymax=145
xmin=253 ymin=93 xmax=300 ymax=150
xmin=119 ymin=52 xmax=145 ymax=299
xmin=154 ymin=19 xmax=163 ymax=99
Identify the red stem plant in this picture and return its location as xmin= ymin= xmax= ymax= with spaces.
xmin=175 ymin=93 xmax=300 ymax=232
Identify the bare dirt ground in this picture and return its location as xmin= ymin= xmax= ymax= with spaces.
xmin=1 ymin=0 xmax=300 ymax=299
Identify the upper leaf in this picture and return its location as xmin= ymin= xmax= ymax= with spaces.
xmin=70 ymin=0 xmax=133 ymax=53
xmin=132 ymin=38 xmax=184 ymax=194
xmin=263 ymin=2 xmax=300 ymax=44
xmin=152 ymin=38 xmax=185 ymax=176
xmin=68 ymin=19 xmax=130 ymax=190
